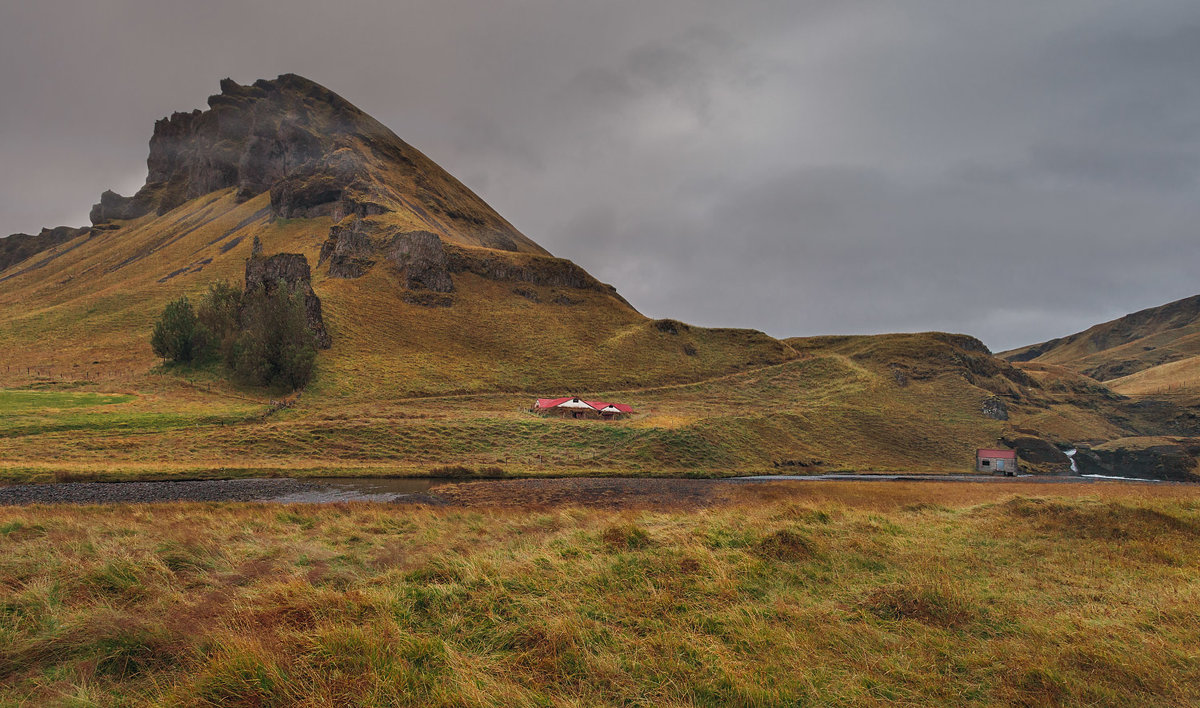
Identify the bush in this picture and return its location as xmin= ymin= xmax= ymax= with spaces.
xmin=195 ymin=280 xmax=243 ymax=363
xmin=150 ymin=296 xmax=203 ymax=363
xmin=151 ymin=277 xmax=319 ymax=392
xmin=229 ymin=282 xmax=317 ymax=391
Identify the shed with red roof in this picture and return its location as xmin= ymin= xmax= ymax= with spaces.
xmin=977 ymin=448 xmax=1018 ymax=475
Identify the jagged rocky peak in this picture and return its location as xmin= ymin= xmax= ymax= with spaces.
xmin=90 ymin=74 xmax=381 ymax=224
xmin=83 ymin=73 xmax=547 ymax=259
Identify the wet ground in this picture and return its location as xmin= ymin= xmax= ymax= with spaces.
xmin=0 ymin=477 xmax=447 ymax=506
xmin=0 ymin=472 xmax=1185 ymax=507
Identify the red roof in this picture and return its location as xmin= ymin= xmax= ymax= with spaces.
xmin=535 ymin=397 xmax=573 ymax=409
xmin=977 ymin=449 xmax=1017 ymax=459
xmin=587 ymin=401 xmax=634 ymax=413
xmin=534 ymin=397 xmax=634 ymax=413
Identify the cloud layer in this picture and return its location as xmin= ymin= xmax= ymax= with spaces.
xmin=2 ymin=0 xmax=1198 ymax=350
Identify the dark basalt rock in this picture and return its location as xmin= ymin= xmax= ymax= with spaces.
xmin=88 ymin=74 xmax=378 ymax=226
xmin=244 ymin=252 xmax=331 ymax=349
xmin=982 ymin=396 xmax=1009 ymax=420
xmin=386 ymin=231 xmax=454 ymax=293
xmin=999 ymin=435 xmax=1073 ymax=475
xmin=654 ymin=319 xmax=688 ymax=335
xmin=89 ymin=189 xmax=154 ymax=225
xmin=319 ymin=220 xmax=377 ymax=279
xmin=443 ymin=246 xmax=627 ymax=306
xmin=1074 ymin=443 xmax=1198 ymax=481
xmin=402 ymin=292 xmax=454 ymax=308
xmin=551 ymin=292 xmax=583 ymax=306
xmin=64 ymin=72 xmax=551 ymax=265
xmin=512 ymin=287 xmax=540 ymax=303
xmin=268 ymin=150 xmax=382 ymax=219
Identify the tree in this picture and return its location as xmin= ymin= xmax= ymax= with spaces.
xmin=150 ymin=297 xmax=201 ymax=363
xmin=195 ymin=280 xmax=243 ymax=363
xmin=229 ymin=282 xmax=317 ymax=391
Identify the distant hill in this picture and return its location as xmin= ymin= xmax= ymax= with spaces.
xmin=1002 ymin=294 xmax=1200 ymax=395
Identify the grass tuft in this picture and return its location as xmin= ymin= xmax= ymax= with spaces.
xmin=860 ymin=578 xmax=981 ymax=628
xmin=754 ymin=528 xmax=815 ymax=561
xmin=600 ymin=523 xmax=652 ymax=550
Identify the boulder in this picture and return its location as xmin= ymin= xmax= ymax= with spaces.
xmin=982 ymin=396 xmax=1009 ymax=420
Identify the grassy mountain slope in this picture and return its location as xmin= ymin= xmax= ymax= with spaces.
xmin=0 ymin=187 xmax=792 ymax=398
xmin=1002 ymin=293 xmax=1200 ymax=392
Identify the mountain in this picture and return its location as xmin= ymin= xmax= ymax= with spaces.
xmin=0 ymin=74 xmax=794 ymax=397
xmin=1002 ymin=293 xmax=1200 ymax=395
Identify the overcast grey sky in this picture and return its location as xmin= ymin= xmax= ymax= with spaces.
xmin=2 ymin=0 xmax=1198 ymax=350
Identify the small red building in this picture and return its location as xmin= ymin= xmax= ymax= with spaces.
xmin=533 ymin=397 xmax=634 ymax=420
xmin=977 ymin=448 xmax=1018 ymax=475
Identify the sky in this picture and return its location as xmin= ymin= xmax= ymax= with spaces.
xmin=2 ymin=0 xmax=1198 ymax=351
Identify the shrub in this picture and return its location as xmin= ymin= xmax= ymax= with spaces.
xmin=195 ymin=279 xmax=243 ymax=363
xmin=151 ymin=296 xmax=203 ymax=363
xmin=229 ymin=281 xmax=317 ymax=391
xmin=150 ymin=276 xmax=320 ymax=391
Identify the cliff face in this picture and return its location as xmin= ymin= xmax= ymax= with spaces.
xmin=89 ymin=75 xmax=384 ymax=224
xmin=85 ymin=74 xmax=547 ymax=256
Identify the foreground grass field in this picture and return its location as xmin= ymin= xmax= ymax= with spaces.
xmin=1 ymin=482 xmax=1198 ymax=705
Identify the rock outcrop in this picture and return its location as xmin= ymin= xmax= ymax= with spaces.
xmin=386 ymin=231 xmax=454 ymax=293
xmin=1074 ymin=442 xmax=1199 ymax=481
xmin=90 ymin=75 xmax=364 ymax=223
xmin=999 ymin=435 xmax=1073 ymax=475
xmin=319 ymin=220 xmax=377 ymax=279
xmin=244 ymin=252 xmax=331 ymax=349
xmin=0 ymin=226 xmax=90 ymax=273
xmin=981 ymin=396 xmax=1009 ymax=420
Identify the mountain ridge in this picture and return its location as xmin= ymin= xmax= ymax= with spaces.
xmin=1001 ymin=292 xmax=1200 ymax=391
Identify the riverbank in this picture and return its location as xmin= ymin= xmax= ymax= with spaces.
xmin=0 ymin=472 xmax=1191 ymax=507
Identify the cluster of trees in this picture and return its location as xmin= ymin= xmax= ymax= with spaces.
xmin=151 ymin=280 xmax=318 ymax=391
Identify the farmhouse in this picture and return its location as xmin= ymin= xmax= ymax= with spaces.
xmin=977 ymin=448 xmax=1018 ymax=476
xmin=533 ymin=397 xmax=634 ymax=420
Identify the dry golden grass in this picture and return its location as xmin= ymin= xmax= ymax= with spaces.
xmin=1110 ymin=356 xmax=1200 ymax=396
xmin=1 ymin=482 xmax=1199 ymax=705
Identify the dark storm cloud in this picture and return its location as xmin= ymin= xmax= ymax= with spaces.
xmin=2 ymin=0 xmax=1199 ymax=350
